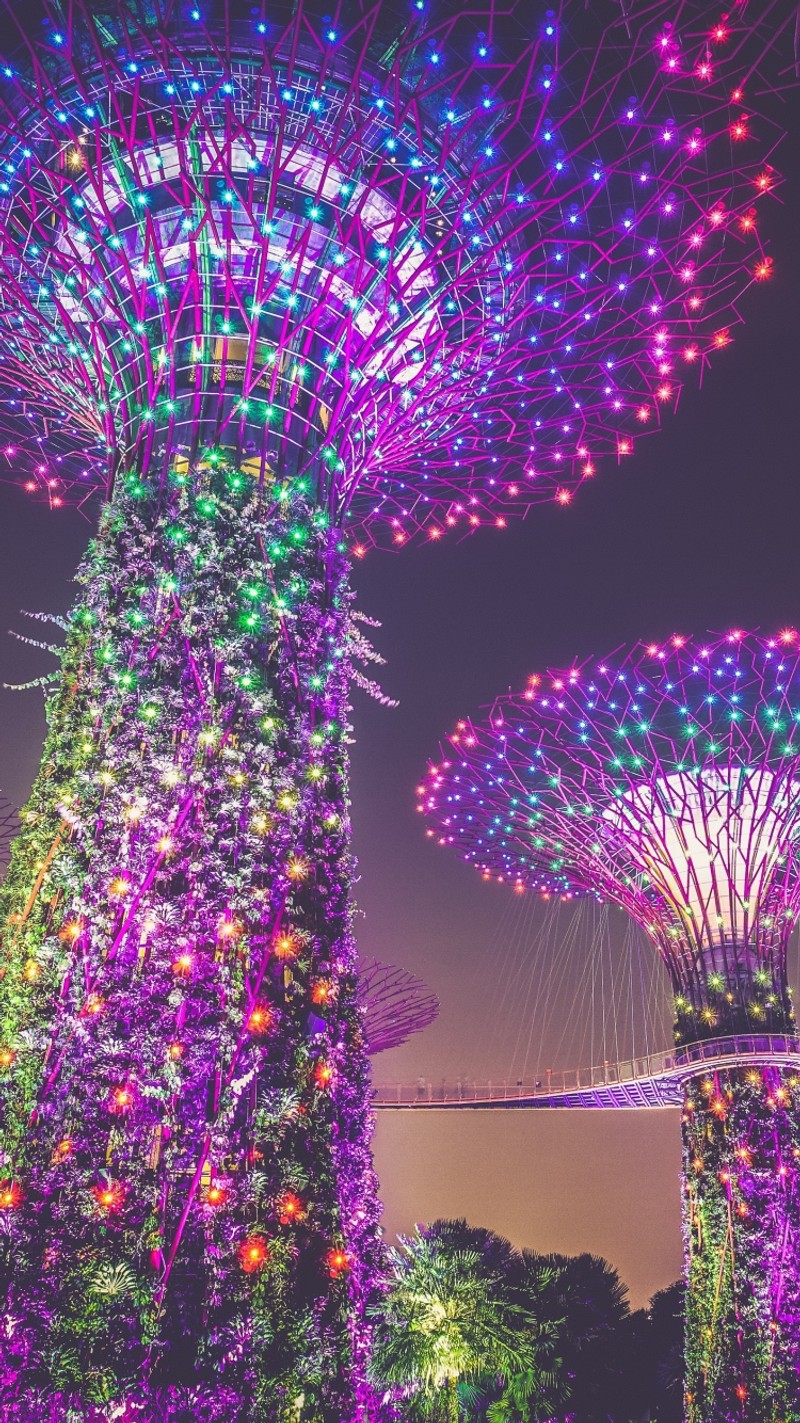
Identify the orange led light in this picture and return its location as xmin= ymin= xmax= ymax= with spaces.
xmin=326 ymin=1247 xmax=351 ymax=1277
xmin=273 ymin=933 xmax=300 ymax=961
xmin=93 ymin=1181 xmax=124 ymax=1211
xmin=246 ymin=1005 xmax=273 ymax=1035
xmin=239 ymin=1234 xmax=270 ymax=1272
xmin=277 ymin=1191 xmax=306 ymax=1224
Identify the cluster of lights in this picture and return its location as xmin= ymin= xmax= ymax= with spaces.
xmin=0 ymin=1 xmax=784 ymax=548
xmin=421 ymin=630 xmax=800 ymax=997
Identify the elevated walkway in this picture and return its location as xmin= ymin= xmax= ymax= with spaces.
xmin=373 ymin=1033 xmax=800 ymax=1110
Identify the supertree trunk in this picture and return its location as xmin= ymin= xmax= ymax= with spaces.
xmin=682 ymin=1065 xmax=800 ymax=1423
xmin=0 ymin=456 xmax=381 ymax=1421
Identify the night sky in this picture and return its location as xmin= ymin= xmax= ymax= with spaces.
xmin=0 ymin=67 xmax=798 ymax=1315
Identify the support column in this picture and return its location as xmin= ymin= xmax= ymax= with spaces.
xmin=682 ymin=1066 xmax=800 ymax=1421
xmin=0 ymin=457 xmax=381 ymax=1420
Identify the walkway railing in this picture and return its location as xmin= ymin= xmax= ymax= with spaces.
xmin=373 ymin=1033 xmax=800 ymax=1109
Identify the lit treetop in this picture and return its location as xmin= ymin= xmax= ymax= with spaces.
xmin=420 ymin=630 xmax=800 ymax=1039
xmin=0 ymin=0 xmax=788 ymax=546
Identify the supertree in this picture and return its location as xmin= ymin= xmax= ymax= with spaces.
xmin=419 ymin=628 xmax=800 ymax=1423
xmin=0 ymin=0 xmax=790 ymax=1416
xmin=357 ymin=959 xmax=438 ymax=1057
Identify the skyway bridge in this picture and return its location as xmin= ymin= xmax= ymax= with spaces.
xmin=372 ymin=1034 xmax=800 ymax=1111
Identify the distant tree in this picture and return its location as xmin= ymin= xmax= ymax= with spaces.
xmin=535 ymin=1253 xmax=632 ymax=1422
xmin=370 ymin=1220 xmax=540 ymax=1422
xmin=647 ymin=1283 xmax=684 ymax=1422
xmin=614 ymin=1304 xmax=654 ymax=1422
xmin=605 ymin=1279 xmax=684 ymax=1423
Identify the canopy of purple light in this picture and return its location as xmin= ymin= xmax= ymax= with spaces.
xmin=0 ymin=0 xmax=788 ymax=547
xmin=420 ymin=630 xmax=800 ymax=984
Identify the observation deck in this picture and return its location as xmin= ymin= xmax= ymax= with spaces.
xmin=372 ymin=1033 xmax=800 ymax=1110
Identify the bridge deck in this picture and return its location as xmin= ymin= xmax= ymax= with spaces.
xmin=373 ymin=1034 xmax=800 ymax=1110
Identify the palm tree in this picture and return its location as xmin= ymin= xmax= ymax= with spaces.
xmin=535 ymin=1253 xmax=632 ymax=1422
xmin=480 ymin=1250 xmax=566 ymax=1423
xmin=370 ymin=1221 xmax=539 ymax=1422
